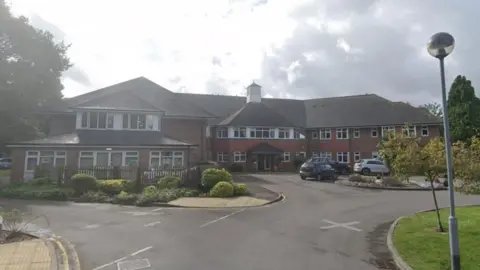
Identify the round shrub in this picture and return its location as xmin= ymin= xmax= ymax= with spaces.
xmin=113 ymin=191 xmax=138 ymax=205
xmin=97 ymin=179 xmax=126 ymax=195
xmin=142 ymin=185 xmax=158 ymax=196
xmin=209 ymin=181 xmax=234 ymax=198
xmin=71 ymin=174 xmax=97 ymax=195
xmin=233 ymin=183 xmax=249 ymax=196
xmin=157 ymin=176 xmax=181 ymax=189
xmin=201 ymin=168 xmax=232 ymax=190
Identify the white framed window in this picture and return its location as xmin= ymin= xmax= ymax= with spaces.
xmin=278 ymin=128 xmax=290 ymax=139
xmin=354 ymin=152 xmax=361 ymax=162
xmin=282 ymin=152 xmax=291 ymax=162
xmin=233 ymin=152 xmax=246 ymax=163
xmin=217 ymin=127 xmax=228 ymax=138
xmin=371 ymin=128 xmax=378 ymax=138
xmin=25 ymin=151 xmax=66 ymax=172
xmin=217 ymin=152 xmax=229 ymax=162
xmin=294 ymin=131 xmax=305 ymax=139
xmin=150 ymin=151 xmax=184 ymax=168
xmin=402 ymin=125 xmax=416 ymax=137
xmin=319 ymin=152 xmax=332 ymax=159
xmin=319 ymin=129 xmax=331 ymax=140
xmin=381 ymin=126 xmax=395 ymax=137
xmin=79 ymin=151 xmax=139 ymax=168
xmin=296 ymin=152 xmax=307 ymax=158
xmin=311 ymin=151 xmax=318 ymax=157
xmin=81 ymin=112 xmax=116 ymax=129
xmin=312 ymin=130 xmax=318 ymax=139
xmin=353 ymin=128 xmax=360 ymax=138
xmin=120 ymin=113 xmax=156 ymax=130
xmin=336 ymin=152 xmax=349 ymax=163
xmin=233 ymin=127 xmax=247 ymax=138
xmin=372 ymin=151 xmax=379 ymax=159
xmin=250 ymin=128 xmax=275 ymax=139
xmin=336 ymin=128 xmax=349 ymax=139
xmin=421 ymin=126 xmax=429 ymax=137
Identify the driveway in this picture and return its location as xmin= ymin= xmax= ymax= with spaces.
xmin=1 ymin=174 xmax=479 ymax=270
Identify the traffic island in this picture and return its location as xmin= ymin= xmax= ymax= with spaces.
xmin=336 ymin=176 xmax=447 ymax=191
xmin=387 ymin=206 xmax=480 ymax=270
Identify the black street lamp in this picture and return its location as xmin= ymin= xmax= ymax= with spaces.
xmin=427 ymin=32 xmax=460 ymax=270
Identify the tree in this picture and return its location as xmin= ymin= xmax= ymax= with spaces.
xmin=447 ymin=75 xmax=480 ymax=143
xmin=452 ymin=137 xmax=480 ymax=194
xmin=419 ymin=138 xmax=447 ymax=232
xmin=420 ymin=102 xmax=443 ymax=118
xmin=0 ymin=1 xmax=71 ymax=151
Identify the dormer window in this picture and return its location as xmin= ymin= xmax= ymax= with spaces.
xmin=81 ymin=112 xmax=114 ymax=129
xmin=122 ymin=114 xmax=155 ymax=130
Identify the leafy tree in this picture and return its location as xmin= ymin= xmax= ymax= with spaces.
xmin=420 ymin=102 xmax=443 ymax=118
xmin=419 ymin=137 xmax=447 ymax=232
xmin=0 ymin=1 xmax=71 ymax=151
xmin=447 ymin=75 xmax=480 ymax=143
xmin=452 ymin=137 xmax=480 ymax=194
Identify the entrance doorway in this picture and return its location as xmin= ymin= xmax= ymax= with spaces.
xmin=257 ymin=154 xmax=272 ymax=171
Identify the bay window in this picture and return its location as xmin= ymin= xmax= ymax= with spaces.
xmin=250 ymin=128 xmax=275 ymax=139
xmin=150 ymin=151 xmax=184 ymax=168
xmin=78 ymin=151 xmax=139 ymax=168
xmin=81 ymin=111 xmax=115 ymax=129
xmin=278 ymin=128 xmax=290 ymax=139
xmin=233 ymin=127 xmax=247 ymax=138
xmin=25 ymin=151 xmax=66 ymax=172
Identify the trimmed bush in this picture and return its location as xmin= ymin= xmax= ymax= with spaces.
xmin=97 ymin=179 xmax=126 ymax=195
xmin=209 ymin=181 xmax=234 ymax=197
xmin=157 ymin=176 xmax=181 ymax=189
xmin=142 ymin=185 xmax=158 ymax=195
xmin=113 ymin=191 xmax=138 ymax=205
xmin=31 ymin=177 xmax=53 ymax=185
xmin=135 ymin=192 xmax=158 ymax=206
xmin=233 ymin=183 xmax=249 ymax=196
xmin=201 ymin=168 xmax=232 ymax=190
xmin=0 ymin=184 xmax=73 ymax=201
xmin=78 ymin=191 xmax=110 ymax=203
xmin=71 ymin=174 xmax=97 ymax=195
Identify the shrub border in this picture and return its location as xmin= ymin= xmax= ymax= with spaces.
xmin=387 ymin=204 xmax=480 ymax=270
xmin=335 ymin=179 xmax=447 ymax=191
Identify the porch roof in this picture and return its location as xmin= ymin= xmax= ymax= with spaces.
xmin=248 ymin=142 xmax=284 ymax=154
xmin=7 ymin=130 xmax=196 ymax=147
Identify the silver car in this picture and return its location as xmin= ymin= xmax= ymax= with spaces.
xmin=353 ymin=159 xmax=390 ymax=175
xmin=0 ymin=157 xmax=12 ymax=169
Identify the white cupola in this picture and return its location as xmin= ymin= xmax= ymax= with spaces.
xmin=246 ymin=81 xmax=262 ymax=103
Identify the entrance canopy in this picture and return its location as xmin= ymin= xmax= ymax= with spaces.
xmin=248 ymin=142 xmax=283 ymax=154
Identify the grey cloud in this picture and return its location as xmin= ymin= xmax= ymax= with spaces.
xmin=260 ymin=0 xmax=480 ymax=105
xmin=29 ymin=14 xmax=92 ymax=87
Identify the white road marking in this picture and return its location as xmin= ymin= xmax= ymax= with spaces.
xmin=144 ymin=221 xmax=162 ymax=227
xmin=199 ymin=208 xmax=246 ymax=228
xmin=117 ymin=258 xmax=151 ymax=270
xmin=123 ymin=211 xmax=163 ymax=216
xmin=83 ymin=224 xmax=100 ymax=229
xmin=92 ymin=246 xmax=153 ymax=270
xmin=151 ymin=208 xmax=163 ymax=212
xmin=320 ymin=219 xmax=362 ymax=232
xmin=131 ymin=246 xmax=153 ymax=256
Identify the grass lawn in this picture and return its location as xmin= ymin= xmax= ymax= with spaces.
xmin=393 ymin=206 xmax=480 ymax=270
xmin=0 ymin=169 xmax=10 ymax=177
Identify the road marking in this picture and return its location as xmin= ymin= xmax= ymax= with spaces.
xmin=144 ymin=221 xmax=162 ymax=227
xmin=152 ymin=208 xmax=163 ymax=212
xmin=117 ymin=258 xmax=151 ymax=270
xmin=92 ymin=246 xmax=153 ymax=270
xmin=123 ymin=211 xmax=163 ymax=216
xmin=83 ymin=224 xmax=100 ymax=229
xmin=199 ymin=208 xmax=246 ymax=228
xmin=320 ymin=219 xmax=362 ymax=232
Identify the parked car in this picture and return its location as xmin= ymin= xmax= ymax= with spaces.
xmin=0 ymin=157 xmax=12 ymax=169
xmin=300 ymin=162 xmax=338 ymax=181
xmin=306 ymin=157 xmax=351 ymax=174
xmin=353 ymin=159 xmax=390 ymax=175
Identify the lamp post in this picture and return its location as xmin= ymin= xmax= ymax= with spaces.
xmin=427 ymin=32 xmax=460 ymax=270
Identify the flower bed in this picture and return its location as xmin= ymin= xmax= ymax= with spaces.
xmin=337 ymin=175 xmax=447 ymax=190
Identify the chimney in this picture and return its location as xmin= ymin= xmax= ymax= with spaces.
xmin=246 ymin=82 xmax=262 ymax=103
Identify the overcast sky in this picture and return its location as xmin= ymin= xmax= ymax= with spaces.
xmin=8 ymin=0 xmax=480 ymax=105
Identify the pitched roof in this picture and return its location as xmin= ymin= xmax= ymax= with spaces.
xmin=219 ymin=102 xmax=297 ymax=127
xmin=304 ymin=94 xmax=441 ymax=128
xmin=248 ymin=142 xmax=284 ymax=154
xmin=10 ymin=130 xmax=195 ymax=146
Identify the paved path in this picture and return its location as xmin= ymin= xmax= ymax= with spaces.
xmin=1 ymin=174 xmax=479 ymax=270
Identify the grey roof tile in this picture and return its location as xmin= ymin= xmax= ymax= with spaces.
xmin=219 ymin=102 xmax=297 ymax=127
xmin=248 ymin=142 xmax=284 ymax=154
xmin=11 ymin=130 xmax=195 ymax=146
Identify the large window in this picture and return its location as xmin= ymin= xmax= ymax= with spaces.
xmin=150 ymin=151 xmax=184 ymax=168
xmin=217 ymin=152 xmax=229 ymax=162
xmin=233 ymin=152 xmax=246 ymax=163
xmin=320 ymin=129 xmax=331 ymax=140
xmin=122 ymin=114 xmax=155 ymax=130
xmin=25 ymin=151 xmax=66 ymax=171
xmin=381 ymin=126 xmax=395 ymax=137
xmin=336 ymin=128 xmax=349 ymax=139
xmin=402 ymin=125 xmax=416 ymax=137
xmin=250 ymin=128 xmax=275 ymax=139
xmin=336 ymin=152 xmax=349 ymax=163
xmin=217 ymin=127 xmax=228 ymax=138
xmin=233 ymin=127 xmax=247 ymax=138
xmin=81 ymin=112 xmax=114 ymax=129
xmin=319 ymin=152 xmax=332 ymax=159
xmin=278 ymin=128 xmax=290 ymax=139
xmin=79 ymin=151 xmax=139 ymax=168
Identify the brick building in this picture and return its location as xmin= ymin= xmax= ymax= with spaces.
xmin=7 ymin=77 xmax=441 ymax=182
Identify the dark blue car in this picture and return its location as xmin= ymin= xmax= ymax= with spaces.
xmin=299 ymin=162 xmax=338 ymax=181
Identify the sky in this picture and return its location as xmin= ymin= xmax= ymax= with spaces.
xmin=7 ymin=0 xmax=480 ymax=105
